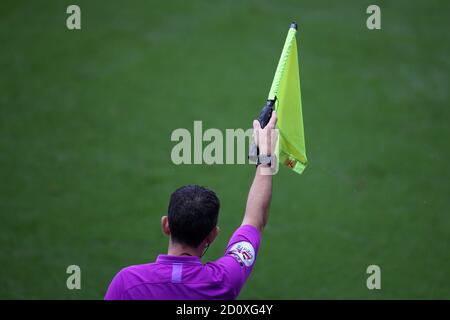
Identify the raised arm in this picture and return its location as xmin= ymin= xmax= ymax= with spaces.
xmin=242 ymin=112 xmax=277 ymax=232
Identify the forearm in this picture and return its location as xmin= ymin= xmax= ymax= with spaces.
xmin=242 ymin=111 xmax=276 ymax=232
xmin=242 ymin=165 xmax=273 ymax=232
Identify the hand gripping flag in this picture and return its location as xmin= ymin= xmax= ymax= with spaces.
xmin=249 ymin=22 xmax=307 ymax=174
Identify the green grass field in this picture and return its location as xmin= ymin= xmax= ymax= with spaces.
xmin=1 ymin=0 xmax=449 ymax=299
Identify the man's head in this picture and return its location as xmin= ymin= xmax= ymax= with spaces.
xmin=162 ymin=185 xmax=220 ymax=249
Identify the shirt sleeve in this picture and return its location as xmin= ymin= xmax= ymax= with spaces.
xmin=212 ymin=224 xmax=261 ymax=298
xmin=104 ymin=270 xmax=125 ymax=300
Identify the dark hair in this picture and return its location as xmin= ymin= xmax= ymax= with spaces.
xmin=168 ymin=185 xmax=220 ymax=248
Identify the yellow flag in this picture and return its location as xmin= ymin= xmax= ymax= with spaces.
xmin=270 ymin=23 xmax=307 ymax=174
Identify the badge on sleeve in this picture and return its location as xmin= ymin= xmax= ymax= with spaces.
xmin=228 ymin=241 xmax=255 ymax=267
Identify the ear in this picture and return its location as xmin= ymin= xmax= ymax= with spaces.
xmin=161 ymin=216 xmax=170 ymax=236
xmin=206 ymin=226 xmax=220 ymax=245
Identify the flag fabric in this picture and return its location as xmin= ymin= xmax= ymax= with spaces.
xmin=270 ymin=23 xmax=307 ymax=174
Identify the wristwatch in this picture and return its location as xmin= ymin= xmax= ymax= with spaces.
xmin=257 ymin=154 xmax=272 ymax=166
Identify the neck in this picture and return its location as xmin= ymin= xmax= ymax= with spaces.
xmin=167 ymin=240 xmax=206 ymax=258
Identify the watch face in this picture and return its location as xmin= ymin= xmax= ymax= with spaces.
xmin=259 ymin=155 xmax=271 ymax=165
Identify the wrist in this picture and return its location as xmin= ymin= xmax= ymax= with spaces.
xmin=256 ymin=154 xmax=272 ymax=167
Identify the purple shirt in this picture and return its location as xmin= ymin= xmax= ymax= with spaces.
xmin=104 ymin=224 xmax=261 ymax=300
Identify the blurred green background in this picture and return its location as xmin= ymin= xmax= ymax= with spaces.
xmin=1 ymin=0 xmax=449 ymax=299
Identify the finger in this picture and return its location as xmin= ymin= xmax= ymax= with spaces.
xmin=268 ymin=111 xmax=277 ymax=128
xmin=268 ymin=127 xmax=277 ymax=154
xmin=270 ymin=126 xmax=278 ymax=140
xmin=270 ymin=126 xmax=278 ymax=144
xmin=252 ymin=120 xmax=260 ymax=143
